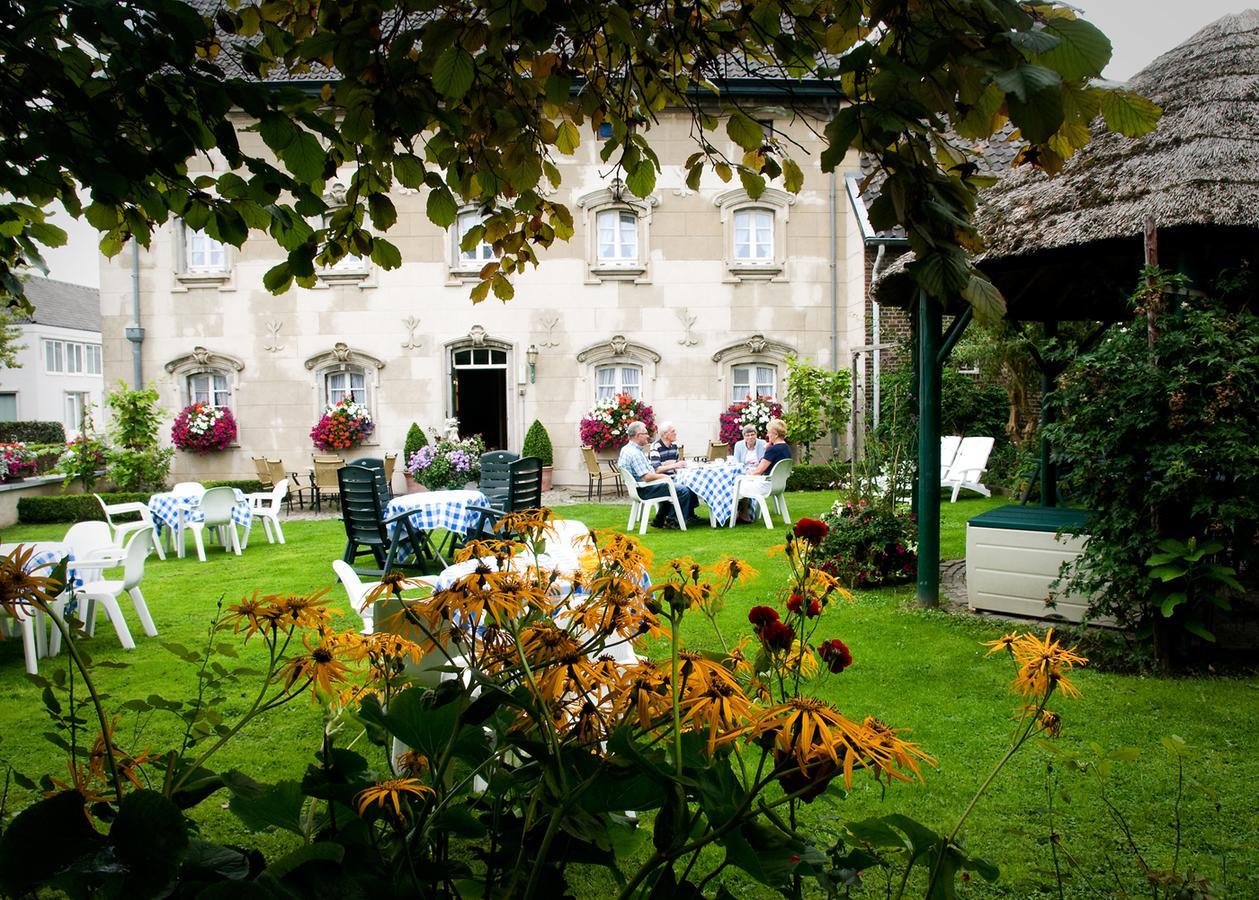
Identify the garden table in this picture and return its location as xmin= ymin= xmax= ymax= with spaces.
xmin=0 ymin=542 xmax=81 ymax=660
xmin=384 ymin=489 xmax=490 ymax=539
xmin=675 ymin=461 xmax=745 ymax=526
xmin=147 ymin=489 xmax=253 ymax=558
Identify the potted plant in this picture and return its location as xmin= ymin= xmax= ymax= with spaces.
xmin=311 ymin=398 xmax=374 ymax=451
xmin=171 ymin=402 xmax=238 ymax=454
xmin=578 ymin=392 xmax=655 ymax=454
xmin=401 ymin=422 xmax=428 ymax=492
xmin=406 ymin=434 xmax=485 ymax=491
xmin=0 ymin=442 xmax=36 ymax=482
xmin=522 ymin=419 xmax=554 ymax=490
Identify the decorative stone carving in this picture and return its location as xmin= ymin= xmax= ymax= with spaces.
xmin=676 ymin=308 xmax=699 ymax=347
xmin=576 ymin=336 xmax=663 ymax=381
xmin=710 ymin=334 xmax=795 ymax=363
xmin=747 ymin=335 xmax=767 ymax=354
xmin=331 ymin=343 xmax=353 ymax=363
xmin=609 ymin=335 xmax=628 ymax=356
xmin=401 ymin=316 xmax=422 ymax=350
xmin=469 ymin=325 xmax=488 ymax=347
xmin=264 ymin=320 xmax=284 ymax=352
xmin=539 ymin=314 xmax=561 ymax=348
xmin=164 ymin=347 xmax=246 ymax=374
xmin=304 ymin=344 xmax=386 ymax=371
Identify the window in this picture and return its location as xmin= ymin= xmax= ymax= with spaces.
xmin=65 ymin=392 xmax=90 ymax=433
xmin=595 ymin=365 xmax=642 ymax=401
xmin=187 ymin=372 xmax=230 ymax=407
xmin=596 ymin=209 xmax=638 ymax=264
xmin=0 ymin=393 xmax=15 ymax=422
xmin=184 ymin=227 xmax=227 ymax=273
xmin=732 ymin=364 xmax=777 ymax=403
xmin=455 ymin=211 xmax=495 ymax=268
xmin=452 ymin=348 xmax=508 ymax=367
xmin=733 ymin=208 xmax=774 ymax=262
xmin=325 ymin=368 xmax=367 ymax=406
xmin=44 ymin=339 xmax=102 ymax=375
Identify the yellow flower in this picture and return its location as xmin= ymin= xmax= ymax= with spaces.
xmin=859 ymin=717 xmax=934 ymax=784
xmin=770 ymin=641 xmax=819 ymax=680
xmin=982 ymin=632 xmax=1019 ymax=657
xmin=723 ymin=637 xmax=755 ymax=679
xmin=355 ymin=778 xmax=434 ymax=820
xmin=281 ymin=634 xmax=354 ymax=700
xmin=707 ymin=557 xmax=758 ymax=585
xmin=1007 ymin=629 xmax=1087 ymax=700
xmin=681 ymin=677 xmax=754 ymax=754
xmin=0 ymin=544 xmax=67 ymax=618
xmin=677 ymin=649 xmax=740 ymax=694
xmin=396 ymin=750 xmax=429 ymax=777
xmin=613 ymin=660 xmax=672 ymax=730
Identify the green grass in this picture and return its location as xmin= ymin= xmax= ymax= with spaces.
xmin=2 ymin=492 xmax=1256 ymax=897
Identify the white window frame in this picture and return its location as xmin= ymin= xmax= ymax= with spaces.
xmin=452 ymin=209 xmax=496 ymax=272
xmin=595 ymin=208 xmax=640 ymax=266
xmin=174 ymin=218 xmax=235 ymax=290
xmin=732 ymin=208 xmax=775 ymax=263
xmin=324 ymin=366 xmax=369 ymax=408
xmin=576 ymin=186 xmax=657 ymax=282
xmin=64 ymin=391 xmax=90 ymax=434
xmin=186 ymin=370 xmax=232 ymax=408
xmin=731 ymin=363 xmax=777 ymax=404
xmin=594 ymin=364 xmax=643 ymax=402
xmin=713 ymin=187 xmax=794 ymax=281
xmin=43 ymin=339 xmax=102 ymax=376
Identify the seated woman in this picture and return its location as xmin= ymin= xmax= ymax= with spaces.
xmin=736 ymin=418 xmax=791 ymax=523
xmin=733 ymin=424 xmax=766 ymax=471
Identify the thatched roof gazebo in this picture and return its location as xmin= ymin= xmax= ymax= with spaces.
xmin=870 ymin=10 xmax=1259 ymax=606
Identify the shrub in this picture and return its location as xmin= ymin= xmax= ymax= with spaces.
xmin=56 ymin=433 xmax=107 ymax=491
xmin=171 ymin=402 xmax=237 ymax=453
xmin=311 ymin=398 xmax=374 ymax=451
xmin=403 ymin=422 xmax=429 ymax=459
xmin=203 ymin=479 xmax=265 ymax=493
xmin=578 ymin=393 xmax=654 ymax=451
xmin=1044 ymin=273 xmax=1259 ymax=665
xmin=18 ymin=492 xmax=151 ymax=524
xmin=817 ymin=498 xmax=917 ymax=588
xmin=105 ymin=384 xmax=173 ymax=491
xmin=521 ymin=419 xmax=553 ymax=466
xmin=785 ymin=463 xmax=842 ymax=492
xmin=718 ymin=396 xmax=783 ymax=444
xmin=783 ymin=355 xmax=851 ymax=463
xmin=0 ymin=421 xmax=66 ymax=444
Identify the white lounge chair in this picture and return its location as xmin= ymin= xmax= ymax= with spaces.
xmin=731 ymin=459 xmax=793 ymax=529
xmin=57 ymin=527 xmax=158 ymax=653
xmin=95 ymin=494 xmax=166 ymax=561
xmin=248 ymin=480 xmax=289 ymax=545
xmin=940 ymin=435 xmax=962 ymax=476
xmin=620 ymin=468 xmax=687 ymax=534
xmin=942 ymin=436 xmax=994 ymax=502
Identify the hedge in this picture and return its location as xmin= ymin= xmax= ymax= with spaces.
xmin=0 ymin=421 xmax=66 ymax=444
xmin=17 ymin=480 xmax=266 ymax=524
xmin=786 ymin=463 xmax=843 ymax=492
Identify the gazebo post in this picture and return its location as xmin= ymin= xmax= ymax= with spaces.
xmin=916 ymin=289 xmax=942 ymax=607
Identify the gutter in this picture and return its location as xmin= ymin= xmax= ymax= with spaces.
xmin=829 ymin=169 xmax=839 ymax=458
xmin=125 ymin=240 xmax=144 ymax=387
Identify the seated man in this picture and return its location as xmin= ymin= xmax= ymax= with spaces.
xmin=618 ymin=420 xmax=699 ymax=528
xmin=649 ymin=421 xmax=686 ymax=475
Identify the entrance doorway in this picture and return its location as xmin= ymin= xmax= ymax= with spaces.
xmin=451 ymin=346 xmax=508 ymax=450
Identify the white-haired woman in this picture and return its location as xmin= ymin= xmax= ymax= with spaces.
xmin=733 ymin=424 xmax=766 ymax=471
xmin=736 ymin=418 xmax=791 ymax=523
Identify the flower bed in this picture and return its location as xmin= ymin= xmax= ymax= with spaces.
xmin=0 ymin=442 xmax=36 ymax=481
xmin=405 ymin=434 xmax=485 ymax=490
xmin=171 ymin=402 xmax=237 ymax=453
xmin=816 ymin=498 xmax=917 ymax=588
xmin=311 ymin=399 xmax=374 ymax=451
xmin=578 ymin=392 xmax=655 ymax=452
xmin=719 ymin=395 xmax=784 ymax=444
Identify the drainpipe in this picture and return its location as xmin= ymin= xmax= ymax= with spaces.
xmin=124 ymin=240 xmax=145 ymax=387
xmin=870 ymin=244 xmax=886 ymax=429
xmin=828 ymin=170 xmax=839 ymax=458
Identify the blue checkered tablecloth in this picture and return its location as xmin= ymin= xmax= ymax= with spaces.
xmin=0 ymin=542 xmax=83 ymax=590
xmin=677 ymin=462 xmax=745 ymax=526
xmin=385 ymin=490 xmax=490 ymax=539
xmin=148 ymin=490 xmax=252 ymax=538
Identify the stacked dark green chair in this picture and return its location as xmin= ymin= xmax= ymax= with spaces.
xmin=505 ymin=456 xmax=544 ymax=512
xmin=338 ymin=465 xmax=442 ymax=577
xmin=479 ymin=451 xmax=519 ymax=510
xmin=347 ymin=457 xmax=392 ymax=501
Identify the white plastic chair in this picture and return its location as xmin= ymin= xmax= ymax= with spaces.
xmin=57 ymin=527 xmax=158 ymax=653
xmin=187 ymin=486 xmax=242 ymax=561
xmin=620 ymin=468 xmax=687 ymax=534
xmin=941 ymin=436 xmax=995 ymax=502
xmin=63 ymin=522 xmax=126 ymax=582
xmin=731 ymin=459 xmax=793 ymax=529
xmin=333 ymin=559 xmax=439 ymax=635
xmin=941 ymin=435 xmax=963 ymax=476
xmin=247 ymin=480 xmax=289 ymax=545
xmin=95 ymin=494 xmax=166 ymax=561
xmin=172 ymin=482 xmax=206 ymax=500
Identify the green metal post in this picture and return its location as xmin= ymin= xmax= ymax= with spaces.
xmin=916 ymin=289 xmax=942 ymax=607
xmin=908 ymin=304 xmax=920 ymax=518
xmin=1039 ymin=320 xmax=1058 ymax=507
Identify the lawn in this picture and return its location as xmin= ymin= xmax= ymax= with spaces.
xmin=1 ymin=491 xmax=1255 ymax=897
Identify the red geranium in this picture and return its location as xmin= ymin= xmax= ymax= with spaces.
xmin=818 ymin=639 xmax=853 ymax=673
xmin=759 ymin=620 xmax=796 ymax=651
xmin=786 ymin=593 xmax=821 ymax=617
xmin=793 ymin=518 xmax=829 ymax=546
xmin=748 ymin=606 xmax=780 ymax=629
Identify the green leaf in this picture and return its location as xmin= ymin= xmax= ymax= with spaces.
xmin=227 ymin=775 xmax=307 ymax=835
xmin=1008 ymin=81 xmax=1065 ymax=143
xmin=685 ymin=162 xmax=704 ymax=192
xmin=1039 ymin=16 xmax=1112 ymax=81
xmin=1182 ymin=620 xmax=1215 ymax=642
xmin=624 ymin=162 xmax=656 ymax=198
xmin=258 ymin=114 xmax=297 ymax=152
xmin=262 ymin=261 xmax=294 ymax=294
xmin=260 ymin=841 xmax=344 ymax=883
xmin=1159 ymin=591 xmax=1187 ymax=616
xmin=433 ymin=47 xmax=476 ymax=100
xmin=370 ymin=236 xmax=401 ymax=268
xmin=782 ymin=157 xmax=804 ymax=193
xmin=279 ymin=130 xmax=326 ymax=184
xmin=555 ymin=119 xmax=581 ymax=154
xmin=393 ymin=154 xmax=425 ymax=189
xmin=0 ymin=791 xmax=103 ymax=896
xmin=737 ymin=168 xmax=766 ymax=199
xmin=1100 ymin=89 xmax=1161 ymax=137
xmin=109 ymin=790 xmax=190 ymax=896
xmin=962 ymin=273 xmax=1007 ymax=321
xmin=426 ymin=187 xmax=459 ymax=227
xmin=1148 ymin=564 xmax=1187 ymax=582
xmin=726 ymin=111 xmax=764 ymax=151
xmin=367 ymin=193 xmax=396 ymax=230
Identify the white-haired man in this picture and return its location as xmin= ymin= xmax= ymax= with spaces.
xmin=617 ymin=420 xmax=699 ymax=528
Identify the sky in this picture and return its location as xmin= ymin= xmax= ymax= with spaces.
xmin=39 ymin=0 xmax=1254 ymax=289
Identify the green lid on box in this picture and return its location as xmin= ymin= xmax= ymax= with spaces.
xmin=968 ymin=504 xmax=1091 ymax=533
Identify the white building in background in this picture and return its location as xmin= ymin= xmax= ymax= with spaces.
xmin=0 ymin=277 xmax=104 ymax=436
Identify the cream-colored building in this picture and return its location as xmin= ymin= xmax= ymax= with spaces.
xmin=100 ymin=98 xmax=868 ymax=487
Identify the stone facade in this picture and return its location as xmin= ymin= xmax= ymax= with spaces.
xmin=99 ymin=104 xmax=867 ymax=487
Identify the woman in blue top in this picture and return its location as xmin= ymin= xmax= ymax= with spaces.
xmin=733 ymin=424 xmax=766 ymax=470
xmin=737 ymin=418 xmax=791 ymax=523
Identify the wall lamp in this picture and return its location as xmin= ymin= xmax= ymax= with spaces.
xmin=526 ymin=344 xmax=539 ymax=383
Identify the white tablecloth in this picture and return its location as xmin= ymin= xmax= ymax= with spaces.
xmin=676 ymin=462 xmax=746 ymax=526
xmin=384 ymin=490 xmax=490 ymax=538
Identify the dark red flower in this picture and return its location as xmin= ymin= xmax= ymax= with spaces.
xmin=793 ymin=518 xmax=829 ymax=546
xmin=806 ymin=599 xmax=821 ymax=618
xmin=818 ymin=639 xmax=853 ymax=673
xmin=748 ymin=606 xmax=780 ymax=629
xmin=775 ymin=750 xmax=839 ymax=802
xmin=786 ymin=593 xmax=803 ymax=614
xmin=760 ymin=620 xmax=796 ymax=651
